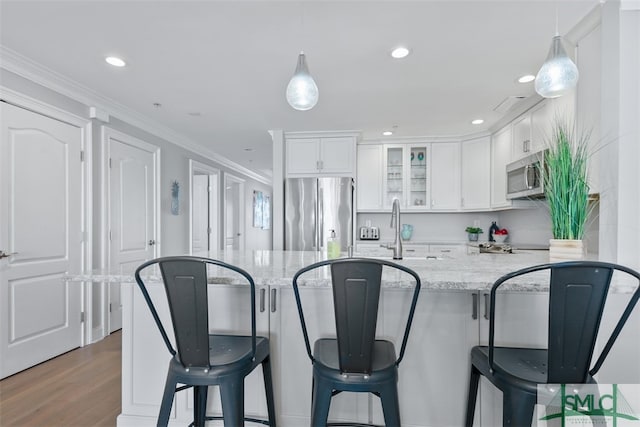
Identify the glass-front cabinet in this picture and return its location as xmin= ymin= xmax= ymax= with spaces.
xmin=382 ymin=144 xmax=428 ymax=209
xmin=408 ymin=145 xmax=428 ymax=208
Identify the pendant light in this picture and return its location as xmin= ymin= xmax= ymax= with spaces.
xmin=534 ymin=7 xmax=579 ymax=98
xmin=286 ymin=52 xmax=319 ymax=111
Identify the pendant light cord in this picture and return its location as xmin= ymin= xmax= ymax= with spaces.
xmin=555 ymin=3 xmax=559 ymax=36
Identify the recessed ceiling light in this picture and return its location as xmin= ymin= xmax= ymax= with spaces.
xmin=105 ymin=56 xmax=126 ymax=67
xmin=382 ymin=131 xmax=393 ymax=136
xmin=243 ymin=148 xmax=254 ymax=152
xmin=390 ymin=47 xmax=410 ymax=59
xmin=518 ymin=74 xmax=535 ymax=83
xmin=471 ymin=119 xmax=484 ymax=125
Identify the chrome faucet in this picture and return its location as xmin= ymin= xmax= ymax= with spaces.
xmin=381 ymin=198 xmax=403 ymax=259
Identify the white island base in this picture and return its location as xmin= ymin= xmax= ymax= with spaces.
xmin=105 ymin=250 xmax=640 ymax=427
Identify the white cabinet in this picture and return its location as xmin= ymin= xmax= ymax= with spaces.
xmin=512 ymin=101 xmax=550 ymax=161
xmin=461 ymin=136 xmax=491 ymax=210
xmin=530 ymin=101 xmax=552 ymax=152
xmin=430 ymin=142 xmax=461 ymax=210
xmin=512 ymin=114 xmax=532 ymax=160
xmin=491 ymin=126 xmax=512 ymax=208
xmin=382 ymin=144 xmax=430 ymax=209
xmin=356 ymin=144 xmax=383 ymax=210
xmin=286 ymin=137 xmax=355 ymax=176
xmin=373 ymin=290 xmax=479 ymax=427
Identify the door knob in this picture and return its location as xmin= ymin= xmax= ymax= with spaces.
xmin=148 ymin=240 xmax=156 ymax=246
xmin=0 ymin=251 xmax=17 ymax=259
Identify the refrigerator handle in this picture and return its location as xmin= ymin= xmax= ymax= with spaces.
xmin=318 ymin=185 xmax=324 ymax=249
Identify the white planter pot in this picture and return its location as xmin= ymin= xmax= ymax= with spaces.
xmin=549 ymin=239 xmax=585 ymax=262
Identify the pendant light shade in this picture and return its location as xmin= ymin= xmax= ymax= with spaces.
xmin=286 ymin=52 xmax=319 ymax=111
xmin=534 ymin=35 xmax=579 ymax=98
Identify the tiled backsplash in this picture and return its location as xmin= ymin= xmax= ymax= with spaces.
xmin=356 ymin=203 xmax=600 ymax=254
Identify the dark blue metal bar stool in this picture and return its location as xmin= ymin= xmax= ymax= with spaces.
xmin=465 ymin=261 xmax=640 ymax=426
xmin=292 ymin=257 xmax=421 ymax=426
xmin=135 ymin=256 xmax=276 ymax=427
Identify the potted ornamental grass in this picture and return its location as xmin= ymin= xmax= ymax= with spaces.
xmin=543 ymin=118 xmax=592 ymax=261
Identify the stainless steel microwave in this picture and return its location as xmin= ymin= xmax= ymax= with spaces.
xmin=506 ymin=150 xmax=547 ymax=199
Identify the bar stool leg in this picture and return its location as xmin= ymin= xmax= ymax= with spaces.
xmin=220 ymin=380 xmax=245 ymax=427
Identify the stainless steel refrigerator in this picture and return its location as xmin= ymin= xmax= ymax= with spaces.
xmin=285 ymin=177 xmax=353 ymax=251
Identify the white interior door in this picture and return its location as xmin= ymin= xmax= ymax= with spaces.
xmin=192 ymin=174 xmax=209 ymax=253
xmin=190 ymin=160 xmax=219 ymax=255
xmin=0 ymin=101 xmax=83 ymax=378
xmin=106 ymin=128 xmax=158 ymax=333
xmin=224 ymin=174 xmax=245 ymax=251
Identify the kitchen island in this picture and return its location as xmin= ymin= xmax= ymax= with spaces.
xmin=71 ymin=249 xmax=639 ymax=427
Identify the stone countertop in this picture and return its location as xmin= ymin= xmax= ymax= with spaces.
xmin=64 ymin=249 xmax=637 ymax=293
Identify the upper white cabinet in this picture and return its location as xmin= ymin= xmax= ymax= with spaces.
xmin=530 ymin=101 xmax=552 ymax=152
xmin=430 ymin=142 xmax=460 ymax=210
xmin=461 ymin=136 xmax=491 ymax=210
xmin=286 ymin=136 xmax=356 ymax=176
xmin=511 ymin=114 xmax=532 ymax=160
xmin=512 ymin=101 xmax=550 ymax=161
xmin=355 ymin=141 xmax=465 ymax=212
xmin=491 ymin=126 xmax=512 ymax=208
xmin=356 ymin=144 xmax=383 ymax=210
xmin=382 ymin=144 xmax=430 ymax=210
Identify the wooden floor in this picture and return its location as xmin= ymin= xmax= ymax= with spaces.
xmin=0 ymin=331 xmax=121 ymax=427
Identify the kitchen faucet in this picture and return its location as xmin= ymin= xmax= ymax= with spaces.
xmin=381 ymin=198 xmax=403 ymax=259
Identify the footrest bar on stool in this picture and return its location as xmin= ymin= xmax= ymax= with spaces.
xmin=204 ymin=415 xmax=271 ymax=425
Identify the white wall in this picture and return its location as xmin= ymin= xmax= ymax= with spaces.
xmin=598 ymin=1 xmax=640 ymax=269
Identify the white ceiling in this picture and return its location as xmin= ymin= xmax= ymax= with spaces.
xmin=0 ymin=0 xmax=598 ymax=181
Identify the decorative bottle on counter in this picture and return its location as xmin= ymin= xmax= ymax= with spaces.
xmin=327 ymin=229 xmax=340 ymax=259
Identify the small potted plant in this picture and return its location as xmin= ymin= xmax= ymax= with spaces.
xmin=465 ymin=227 xmax=483 ymax=242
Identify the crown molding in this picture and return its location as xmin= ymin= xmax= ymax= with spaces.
xmin=284 ymin=130 xmax=362 ymax=140
xmin=0 ymin=46 xmax=271 ymax=185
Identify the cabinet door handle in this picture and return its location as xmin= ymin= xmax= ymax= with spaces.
xmin=260 ymin=288 xmax=266 ymax=313
xmin=472 ymin=293 xmax=478 ymax=320
xmin=484 ymin=293 xmax=490 ymax=320
xmin=270 ymin=288 xmax=277 ymax=313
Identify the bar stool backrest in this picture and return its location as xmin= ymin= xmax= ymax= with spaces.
xmin=547 ymin=264 xmax=612 ymax=383
xmin=135 ymin=256 xmax=257 ymax=371
xmin=488 ymin=261 xmax=640 ymax=384
xmin=331 ymin=261 xmax=383 ymax=374
xmin=293 ymin=257 xmax=421 ymax=375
